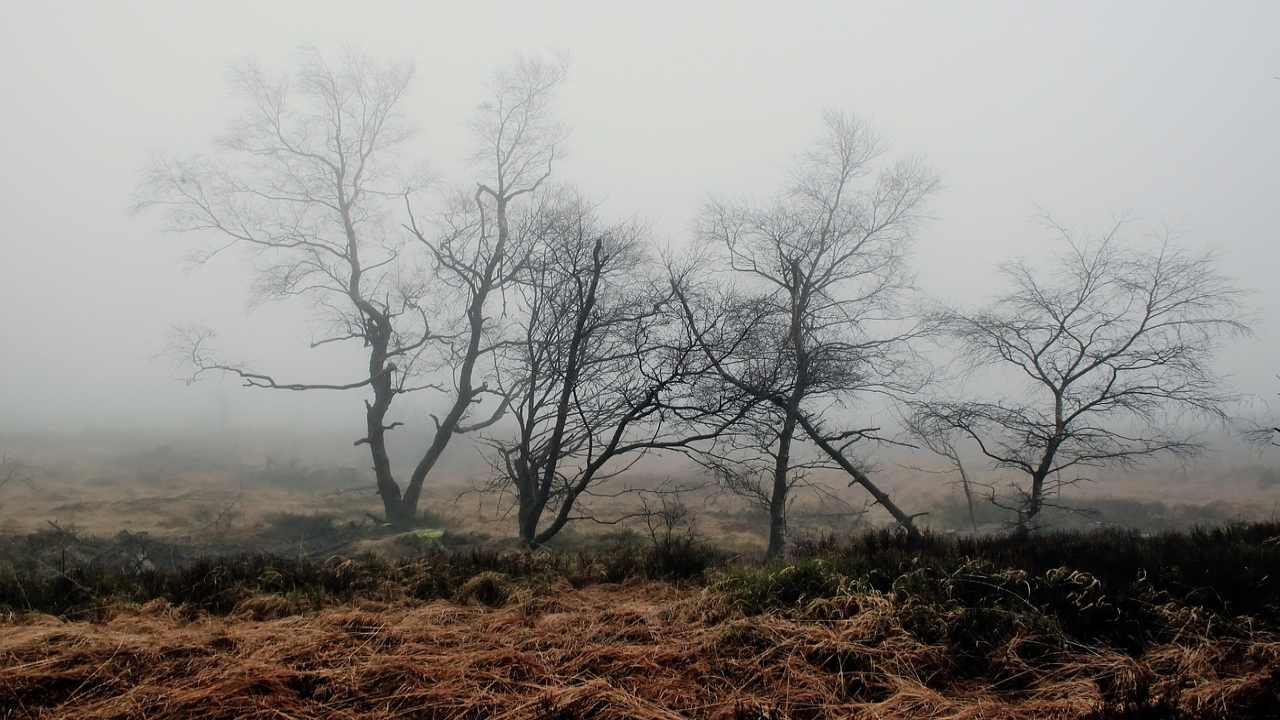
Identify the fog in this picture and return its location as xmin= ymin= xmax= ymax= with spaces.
xmin=1 ymin=0 xmax=1276 ymax=448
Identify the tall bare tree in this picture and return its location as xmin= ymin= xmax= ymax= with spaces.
xmin=399 ymin=55 xmax=568 ymax=522
xmin=490 ymin=194 xmax=747 ymax=546
xmin=676 ymin=111 xmax=937 ymax=557
xmin=137 ymin=49 xmax=440 ymax=526
xmin=916 ymin=223 xmax=1249 ymax=533
xmin=139 ymin=52 xmax=569 ymax=527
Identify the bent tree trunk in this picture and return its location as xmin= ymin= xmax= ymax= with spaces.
xmin=1016 ymin=435 xmax=1061 ymax=536
xmin=390 ymin=194 xmax=518 ymax=528
xmin=796 ymin=414 xmax=922 ymax=540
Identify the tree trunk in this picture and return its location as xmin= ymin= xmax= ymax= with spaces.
xmin=367 ymin=406 xmax=407 ymax=526
xmin=956 ymin=461 xmax=979 ymax=533
xmin=517 ymin=487 xmax=540 ymax=547
xmin=1017 ymin=471 xmax=1048 ymax=536
xmin=400 ymin=196 xmax=515 ymax=522
xmin=359 ymin=322 xmax=415 ymax=528
xmin=1019 ymin=433 xmax=1060 ymax=535
xmin=766 ymin=413 xmax=798 ymax=560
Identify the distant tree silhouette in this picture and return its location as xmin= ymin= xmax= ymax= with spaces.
xmin=915 ymin=222 xmax=1249 ymax=534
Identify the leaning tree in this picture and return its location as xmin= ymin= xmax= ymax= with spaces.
xmin=915 ymin=222 xmax=1249 ymax=533
xmin=676 ymin=111 xmax=938 ymax=557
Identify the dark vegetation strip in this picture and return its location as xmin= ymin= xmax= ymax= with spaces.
xmin=2 ymin=522 xmax=1277 ymax=652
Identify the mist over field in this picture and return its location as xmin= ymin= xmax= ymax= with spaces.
xmin=0 ymin=2 xmax=1276 ymax=540
xmin=1 ymin=2 xmax=1277 ymax=429
xmin=4 ymin=5 xmax=1280 ymax=719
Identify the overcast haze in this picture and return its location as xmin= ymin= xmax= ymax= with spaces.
xmin=1 ymin=1 xmax=1277 ymax=439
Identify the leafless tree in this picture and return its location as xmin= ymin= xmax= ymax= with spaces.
xmin=1261 ymin=376 xmax=1278 ymax=447
xmin=137 ymin=49 xmax=442 ymax=526
xmin=916 ymin=222 xmax=1250 ymax=533
xmin=675 ymin=111 xmax=937 ymax=557
xmin=487 ymin=194 xmax=748 ymax=546
xmin=1272 ymin=386 xmax=1280 ymax=448
xmin=398 ymin=55 xmax=569 ymax=523
xmin=138 ymin=52 xmax=570 ymax=528
xmin=1242 ymin=377 xmax=1280 ymax=448
xmin=636 ymin=484 xmax=708 ymax=561
xmin=904 ymin=411 xmax=981 ymax=532
xmin=0 ymin=453 xmax=30 ymax=497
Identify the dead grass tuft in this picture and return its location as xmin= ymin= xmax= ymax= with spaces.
xmin=230 ymin=593 xmax=305 ymax=621
xmin=455 ymin=571 xmax=513 ymax=608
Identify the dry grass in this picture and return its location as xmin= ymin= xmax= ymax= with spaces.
xmin=2 ymin=583 xmax=1276 ymax=719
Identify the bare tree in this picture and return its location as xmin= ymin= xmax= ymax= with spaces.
xmin=0 ymin=453 xmax=31 ymax=499
xmin=137 ymin=49 xmax=441 ymax=526
xmin=399 ymin=55 xmax=569 ymax=522
xmin=1246 ymin=376 xmax=1280 ymax=448
xmin=488 ymin=194 xmax=747 ymax=546
xmin=1272 ymin=382 xmax=1280 ymax=448
xmin=675 ymin=111 xmax=937 ymax=557
xmin=139 ymin=52 xmax=569 ymax=528
xmin=917 ymin=223 xmax=1249 ymax=533
xmin=904 ymin=411 xmax=981 ymax=532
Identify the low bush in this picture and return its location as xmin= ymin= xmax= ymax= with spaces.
xmin=790 ymin=522 xmax=1280 ymax=622
xmin=712 ymin=559 xmax=851 ymax=615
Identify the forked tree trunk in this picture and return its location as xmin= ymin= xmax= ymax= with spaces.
xmin=390 ymin=197 xmax=515 ymax=527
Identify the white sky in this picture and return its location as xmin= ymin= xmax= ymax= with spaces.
xmin=1 ymin=1 xmax=1277 ymax=438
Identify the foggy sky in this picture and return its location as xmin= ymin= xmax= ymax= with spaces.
xmin=1 ymin=1 xmax=1277 ymax=440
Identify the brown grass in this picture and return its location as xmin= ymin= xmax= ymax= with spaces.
xmin=2 ymin=583 xmax=1276 ymax=719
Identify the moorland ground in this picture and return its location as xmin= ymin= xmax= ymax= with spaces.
xmin=1 ymin=436 xmax=1279 ymax=719
xmin=3 ymin=525 xmax=1280 ymax=719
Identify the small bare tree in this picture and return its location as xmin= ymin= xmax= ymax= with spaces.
xmin=1247 ymin=376 xmax=1280 ymax=448
xmin=1272 ymin=384 xmax=1280 ymax=447
xmin=137 ymin=49 xmax=440 ymax=526
xmin=917 ymin=223 xmax=1249 ymax=533
xmin=0 ymin=453 xmax=31 ymax=498
xmin=676 ymin=111 xmax=937 ymax=557
xmin=489 ymin=194 xmax=747 ymax=546
xmin=904 ymin=411 xmax=981 ymax=532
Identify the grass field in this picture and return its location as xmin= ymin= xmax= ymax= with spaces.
xmin=2 ymin=437 xmax=1279 ymax=718
xmin=2 ymin=523 xmax=1279 ymax=719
